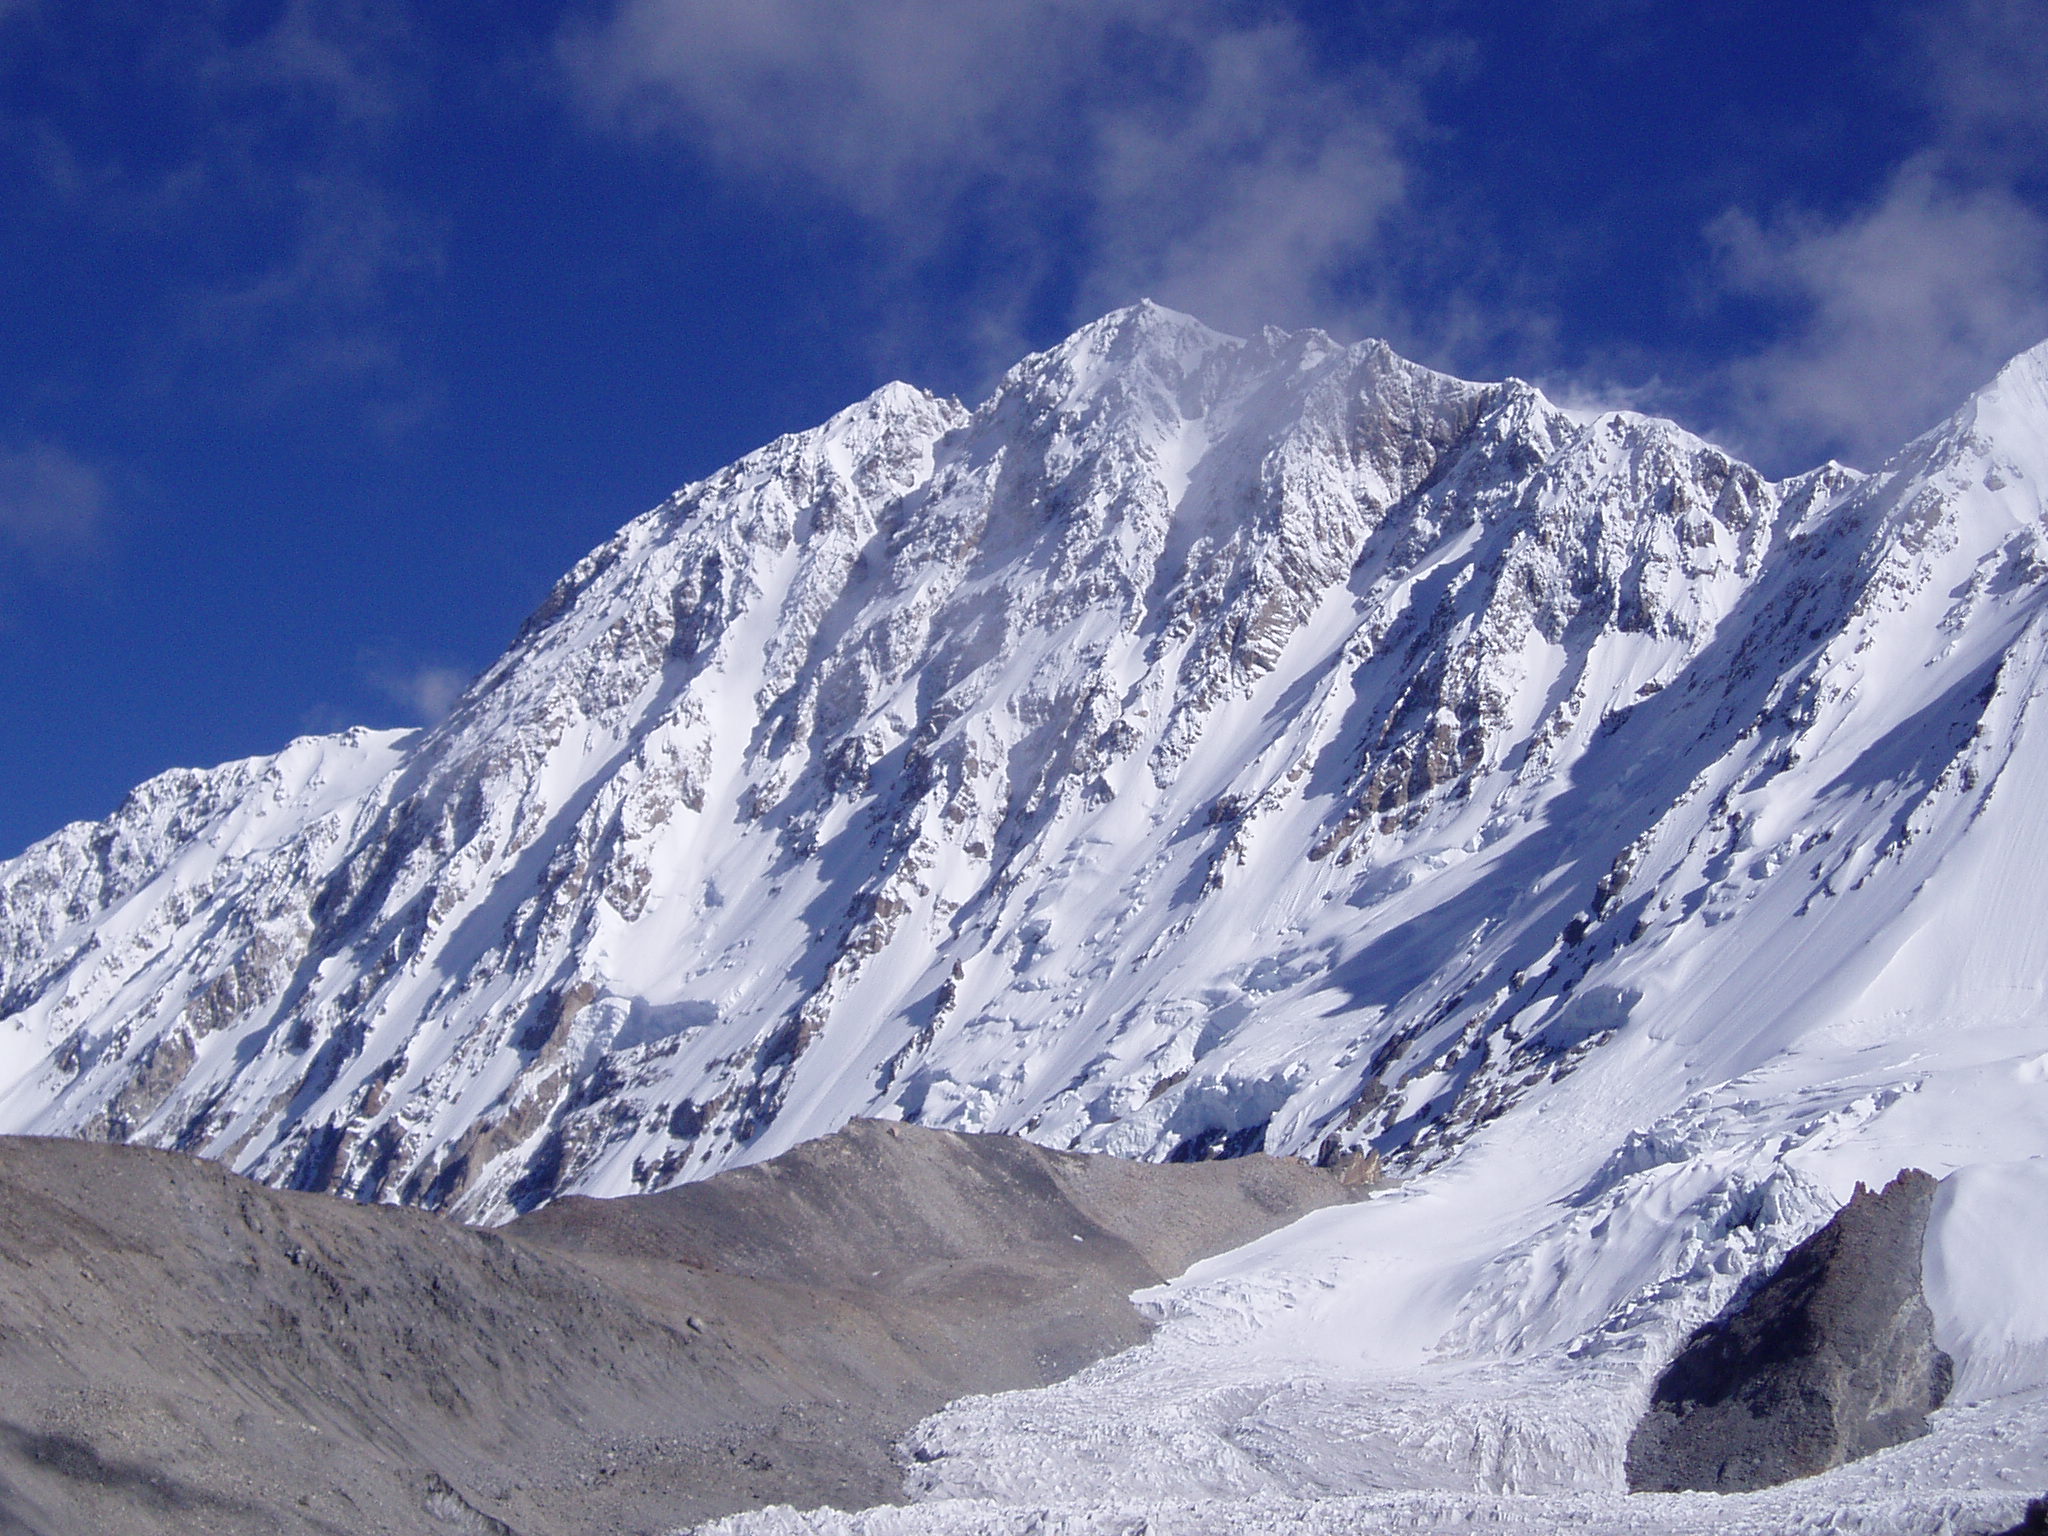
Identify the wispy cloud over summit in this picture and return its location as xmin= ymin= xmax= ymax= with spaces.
xmin=1683 ymin=0 xmax=2048 ymax=468
xmin=1710 ymin=161 xmax=2048 ymax=468
xmin=563 ymin=0 xmax=1432 ymax=360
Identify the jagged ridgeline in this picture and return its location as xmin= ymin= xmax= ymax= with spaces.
xmin=5 ymin=303 xmax=2048 ymax=1222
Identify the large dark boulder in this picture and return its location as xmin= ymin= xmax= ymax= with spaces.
xmin=1625 ymin=1168 xmax=1954 ymax=1493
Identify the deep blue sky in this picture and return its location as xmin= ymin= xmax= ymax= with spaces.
xmin=4 ymin=0 xmax=2047 ymax=856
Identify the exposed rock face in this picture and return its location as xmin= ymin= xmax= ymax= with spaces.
xmin=6 ymin=309 xmax=2048 ymax=1232
xmin=0 ymin=1122 xmax=1349 ymax=1536
xmin=1624 ymin=1169 xmax=1953 ymax=1493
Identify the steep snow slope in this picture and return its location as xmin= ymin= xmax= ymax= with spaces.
xmin=4 ymin=306 xmax=2048 ymax=1259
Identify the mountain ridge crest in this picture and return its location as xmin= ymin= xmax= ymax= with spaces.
xmin=3 ymin=308 xmax=2047 ymax=1226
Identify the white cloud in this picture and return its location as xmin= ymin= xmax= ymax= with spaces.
xmin=14 ymin=1 xmax=441 ymax=425
xmin=566 ymin=0 xmax=1084 ymax=210
xmin=0 ymin=441 xmax=107 ymax=571
xmin=216 ymin=0 xmax=417 ymax=127
xmin=563 ymin=0 xmax=1426 ymax=351
xmin=1711 ymin=160 xmax=2048 ymax=469
xmin=367 ymin=658 xmax=471 ymax=725
xmin=1685 ymin=0 xmax=2048 ymax=470
xmin=178 ymin=168 xmax=444 ymax=418
xmin=1080 ymin=24 xmax=1412 ymax=334
xmin=1917 ymin=0 xmax=2048 ymax=176
xmin=184 ymin=3 xmax=440 ymax=419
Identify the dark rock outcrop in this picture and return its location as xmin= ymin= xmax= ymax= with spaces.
xmin=0 ymin=1122 xmax=1350 ymax=1536
xmin=1625 ymin=1168 xmax=1954 ymax=1493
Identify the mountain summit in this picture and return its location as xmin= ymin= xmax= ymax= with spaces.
xmin=5 ymin=305 xmax=2047 ymax=1228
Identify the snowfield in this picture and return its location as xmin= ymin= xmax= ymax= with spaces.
xmin=7 ymin=304 xmax=2048 ymax=1530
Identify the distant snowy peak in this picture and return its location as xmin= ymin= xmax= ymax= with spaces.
xmin=4 ymin=305 xmax=2047 ymax=1227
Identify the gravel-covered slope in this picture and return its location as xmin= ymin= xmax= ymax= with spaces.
xmin=0 ymin=1120 xmax=1349 ymax=1536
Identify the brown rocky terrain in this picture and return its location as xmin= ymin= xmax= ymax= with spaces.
xmin=0 ymin=1120 xmax=1351 ymax=1536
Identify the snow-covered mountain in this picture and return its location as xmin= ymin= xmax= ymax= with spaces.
xmin=5 ymin=301 xmax=2048 ymax=1265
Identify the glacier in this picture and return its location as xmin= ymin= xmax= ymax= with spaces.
xmin=7 ymin=301 xmax=2048 ymax=1527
